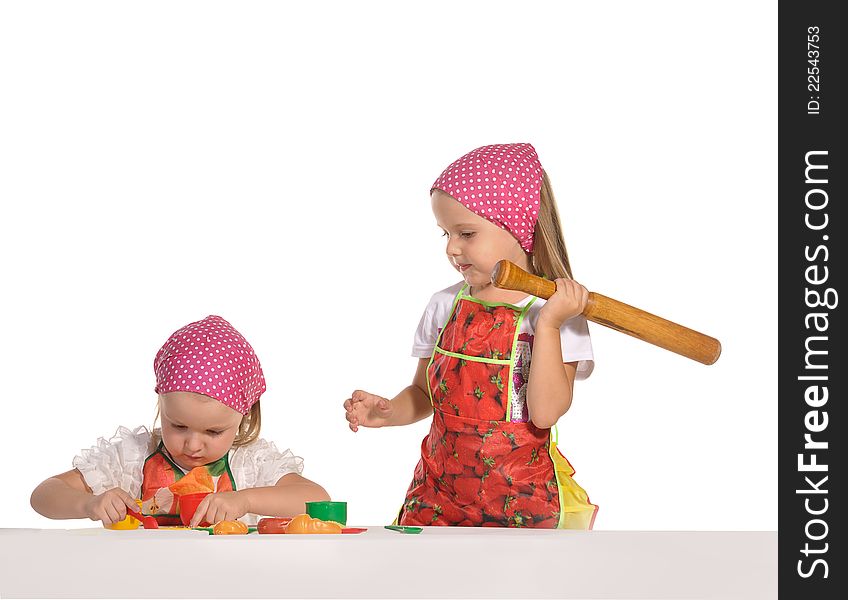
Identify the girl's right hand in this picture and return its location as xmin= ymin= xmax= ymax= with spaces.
xmin=344 ymin=390 xmax=393 ymax=432
xmin=83 ymin=488 xmax=138 ymax=525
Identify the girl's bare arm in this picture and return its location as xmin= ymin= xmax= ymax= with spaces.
xmin=384 ymin=358 xmax=433 ymax=426
xmin=344 ymin=358 xmax=433 ymax=430
xmin=241 ymin=473 xmax=331 ymax=517
xmin=526 ymin=322 xmax=578 ymax=429
xmin=31 ymin=469 xmax=95 ymax=519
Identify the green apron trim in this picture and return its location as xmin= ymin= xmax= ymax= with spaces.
xmin=427 ymin=283 xmax=538 ymax=423
xmin=454 ymin=285 xmax=537 ymax=422
xmin=433 ymin=346 xmax=512 ymax=365
xmin=223 ymin=458 xmax=236 ymax=489
xmin=457 ymin=291 xmax=533 ymax=311
xmin=425 ymin=283 xmax=468 ymax=409
xmin=426 ymin=283 xmax=538 ymax=419
xmin=505 ymin=295 xmax=536 ymax=422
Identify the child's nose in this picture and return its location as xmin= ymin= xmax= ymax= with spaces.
xmin=184 ymin=433 xmax=203 ymax=452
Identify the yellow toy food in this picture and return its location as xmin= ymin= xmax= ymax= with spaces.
xmin=284 ymin=513 xmax=343 ymax=534
xmin=212 ymin=520 xmax=250 ymax=535
xmin=104 ymin=499 xmax=143 ymax=530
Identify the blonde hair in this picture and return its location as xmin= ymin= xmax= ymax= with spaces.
xmin=530 ymin=170 xmax=574 ymax=280
xmin=233 ymin=401 xmax=262 ymax=447
xmin=151 ymin=400 xmax=262 ymax=449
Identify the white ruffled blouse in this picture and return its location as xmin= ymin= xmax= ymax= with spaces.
xmin=72 ymin=426 xmax=305 ymax=524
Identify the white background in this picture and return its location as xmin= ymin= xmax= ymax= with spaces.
xmin=0 ymin=1 xmax=776 ymax=530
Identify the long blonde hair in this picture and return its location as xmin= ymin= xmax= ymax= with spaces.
xmin=530 ymin=170 xmax=574 ymax=280
xmin=150 ymin=400 xmax=262 ymax=449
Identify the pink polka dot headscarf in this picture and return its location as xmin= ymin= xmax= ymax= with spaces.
xmin=431 ymin=143 xmax=544 ymax=252
xmin=154 ymin=315 xmax=266 ymax=415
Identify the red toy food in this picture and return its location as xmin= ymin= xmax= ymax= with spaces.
xmin=257 ymin=517 xmax=293 ymax=534
xmin=178 ymin=492 xmax=212 ymax=527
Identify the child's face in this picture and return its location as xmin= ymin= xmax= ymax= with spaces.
xmin=431 ymin=190 xmax=530 ymax=290
xmin=158 ymin=391 xmax=243 ymax=471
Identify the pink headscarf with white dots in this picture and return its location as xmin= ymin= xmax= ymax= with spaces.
xmin=154 ymin=315 xmax=266 ymax=415
xmin=431 ymin=143 xmax=544 ymax=252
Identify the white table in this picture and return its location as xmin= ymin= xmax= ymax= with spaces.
xmin=0 ymin=527 xmax=776 ymax=598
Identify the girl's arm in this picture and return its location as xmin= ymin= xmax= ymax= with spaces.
xmin=526 ymin=324 xmax=579 ymax=428
xmin=31 ymin=470 xmax=93 ymax=519
xmin=383 ymin=357 xmax=433 ymax=426
xmin=242 ymin=473 xmax=330 ymax=518
xmin=344 ymin=358 xmax=433 ymax=430
xmin=188 ymin=473 xmax=330 ymax=527
xmin=526 ymin=278 xmax=588 ymax=429
xmin=30 ymin=469 xmax=137 ymax=524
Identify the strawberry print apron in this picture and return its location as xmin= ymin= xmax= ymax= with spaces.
xmin=140 ymin=443 xmax=237 ymax=526
xmin=398 ymin=285 xmax=597 ymax=528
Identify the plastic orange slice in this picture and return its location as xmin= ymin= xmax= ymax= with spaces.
xmin=212 ymin=520 xmax=249 ymax=535
xmin=168 ymin=467 xmax=214 ymax=496
xmin=284 ymin=513 xmax=343 ymax=534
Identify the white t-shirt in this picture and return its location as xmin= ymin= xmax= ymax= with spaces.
xmin=412 ymin=281 xmax=595 ymax=377
xmin=72 ymin=426 xmax=304 ymax=524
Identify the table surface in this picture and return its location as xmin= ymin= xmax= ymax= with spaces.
xmin=0 ymin=527 xmax=776 ymax=599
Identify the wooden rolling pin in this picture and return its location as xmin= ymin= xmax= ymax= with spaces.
xmin=491 ymin=260 xmax=721 ymax=365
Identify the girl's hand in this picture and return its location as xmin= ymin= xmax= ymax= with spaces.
xmin=189 ymin=491 xmax=250 ymax=528
xmin=537 ymin=278 xmax=589 ymax=330
xmin=83 ymin=487 xmax=138 ymax=525
xmin=343 ymin=390 xmax=394 ymax=432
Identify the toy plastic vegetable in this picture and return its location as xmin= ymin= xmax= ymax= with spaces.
xmin=284 ymin=513 xmax=343 ymax=534
xmin=257 ymin=517 xmax=293 ymax=534
xmin=212 ymin=520 xmax=249 ymax=535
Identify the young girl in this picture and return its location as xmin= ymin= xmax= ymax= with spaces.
xmin=31 ymin=315 xmax=329 ymax=528
xmin=344 ymin=143 xmax=597 ymax=529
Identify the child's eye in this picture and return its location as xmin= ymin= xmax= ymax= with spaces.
xmin=459 ymin=232 xmax=475 ymax=239
xmin=207 ymin=430 xmax=222 ymax=436
xmin=440 ymin=230 xmax=448 ymax=237
xmin=172 ymin=424 xmax=187 ymax=430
